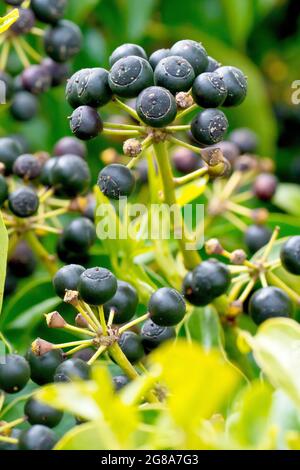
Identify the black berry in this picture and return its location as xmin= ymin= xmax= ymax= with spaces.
xmin=54 ymin=358 xmax=90 ymax=382
xmin=141 ymin=319 xmax=175 ymax=352
xmin=66 ymin=68 xmax=112 ymax=108
xmin=42 ymin=58 xmax=70 ymax=87
xmin=244 ymin=225 xmax=272 ymax=254
xmin=53 ymin=264 xmax=85 ymax=299
xmin=104 ymin=280 xmax=138 ymax=324
xmin=70 ymin=105 xmax=103 ymax=140
xmin=184 ymin=259 xmax=231 ymax=306
xmin=205 ymin=56 xmax=221 ymax=72
xmin=40 ymin=157 xmax=58 ymax=186
xmin=148 ymin=287 xmax=186 ymax=326
xmin=26 ymin=348 xmax=64 ymax=385
xmin=191 ymin=109 xmax=228 ymax=145
xmin=78 ymin=267 xmax=118 ymax=305
xmin=54 ymin=136 xmax=86 ymax=158
xmin=0 ymin=137 xmax=22 ymax=174
xmin=149 ymin=48 xmax=170 ymax=69
xmin=172 ymin=147 xmax=201 ymax=174
xmin=118 ymin=331 xmax=144 ymax=363
xmin=109 ymin=43 xmax=147 ymax=67
xmin=170 ymin=39 xmax=208 ymax=75
xmin=13 ymin=153 xmax=42 ymax=180
xmin=44 ymin=20 xmax=82 ymax=63
xmin=11 ymin=8 xmax=35 ymax=35
xmin=8 ymin=186 xmax=39 ymax=218
xmin=0 ymin=354 xmax=30 ymax=393
xmin=253 ymin=173 xmax=278 ymax=201
xmin=31 ymin=0 xmax=67 ymax=24
xmin=192 ymin=72 xmax=227 ymax=108
xmin=56 ymin=238 xmax=89 ymax=265
xmin=136 ymin=86 xmax=177 ymax=128
xmin=21 ymin=65 xmax=52 ymax=95
xmin=280 ymin=236 xmax=300 ymax=275
xmin=11 ymin=91 xmax=38 ymax=122
xmin=108 ymin=56 xmax=154 ymax=98
xmin=50 ymin=154 xmax=91 ymax=197
xmin=24 ymin=397 xmax=63 ymax=428
xmin=216 ymin=66 xmax=247 ymax=107
xmin=61 ymin=217 xmax=96 ymax=252
xmin=9 ymin=241 xmax=36 ymax=278
xmin=229 ymin=128 xmax=258 ymax=154
xmin=18 ymin=425 xmax=58 ymax=450
xmin=154 ymin=55 xmax=195 ymax=94
xmin=113 ymin=374 xmax=129 ymax=391
xmin=249 ymin=287 xmax=292 ymax=325
xmin=98 ymin=163 xmax=135 ymax=200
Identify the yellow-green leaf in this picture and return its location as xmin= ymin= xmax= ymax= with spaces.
xmin=242 ymin=318 xmax=300 ymax=407
xmin=55 ymin=421 xmax=117 ymax=450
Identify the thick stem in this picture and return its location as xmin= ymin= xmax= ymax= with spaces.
xmin=153 ymin=141 xmax=201 ymax=270
xmin=118 ymin=313 xmax=150 ymax=334
xmin=109 ymin=342 xmax=139 ymax=380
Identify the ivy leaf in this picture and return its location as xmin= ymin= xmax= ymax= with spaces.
xmin=273 ymin=184 xmax=300 ymax=217
xmin=241 ymin=318 xmax=300 ymax=408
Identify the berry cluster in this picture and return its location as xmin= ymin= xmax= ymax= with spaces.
xmin=0 ymin=134 xmax=96 ymax=295
xmin=0 ymin=0 xmax=82 ymax=122
xmin=65 ymin=40 xmax=247 ymax=201
xmin=30 ymin=265 xmax=185 ymax=368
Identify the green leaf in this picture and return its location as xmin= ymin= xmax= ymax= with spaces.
xmin=5 ymin=297 xmax=61 ymax=330
xmin=125 ymin=0 xmax=156 ymax=39
xmin=55 ymin=421 xmax=116 ymax=450
xmin=242 ymin=318 xmax=300 ymax=408
xmin=187 ymin=306 xmax=224 ymax=351
xmin=228 ymin=382 xmax=274 ymax=448
xmin=221 ymin=0 xmax=254 ymax=48
xmin=0 ymin=211 xmax=8 ymax=315
xmin=65 ymin=0 xmax=101 ymax=23
xmin=273 ymin=184 xmax=300 ymax=217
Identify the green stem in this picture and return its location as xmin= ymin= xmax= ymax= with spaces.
xmin=109 ymin=342 xmax=139 ymax=380
xmin=267 ymin=271 xmax=300 ymax=305
xmin=153 ymin=141 xmax=201 ymax=270
xmin=0 ymin=332 xmax=13 ymax=354
xmin=113 ymin=97 xmax=141 ymax=122
xmin=102 ymin=128 xmax=141 ymax=137
xmin=118 ymin=313 xmax=150 ymax=334
xmin=24 ymin=231 xmax=58 ymax=276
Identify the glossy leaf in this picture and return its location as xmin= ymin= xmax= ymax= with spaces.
xmin=273 ymin=184 xmax=300 ymax=217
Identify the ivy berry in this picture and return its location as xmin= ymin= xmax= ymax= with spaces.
xmin=31 ymin=0 xmax=67 ymax=24
xmin=98 ymin=164 xmax=135 ymax=200
xmin=78 ymin=267 xmax=118 ymax=305
xmin=118 ymin=331 xmax=144 ymax=363
xmin=61 ymin=217 xmax=96 ymax=253
xmin=13 ymin=153 xmax=42 ymax=180
xmin=141 ymin=319 xmax=175 ymax=353
xmin=26 ymin=348 xmax=64 ymax=385
xmin=8 ymin=186 xmax=39 ymax=218
xmin=18 ymin=425 xmax=58 ymax=451
xmin=24 ymin=397 xmax=63 ymax=428
xmin=44 ymin=20 xmax=82 ymax=63
xmin=280 ymin=236 xmax=300 ymax=275
xmin=136 ymin=86 xmax=177 ymax=128
xmin=183 ymin=259 xmax=231 ymax=306
xmin=154 ymin=55 xmax=195 ymax=94
xmin=70 ymin=105 xmax=103 ymax=140
xmin=170 ymin=39 xmax=208 ymax=75
xmin=148 ymin=287 xmax=186 ymax=326
xmin=149 ymin=48 xmax=170 ymax=69
xmin=192 ymin=72 xmax=227 ymax=108
xmin=50 ymin=154 xmax=91 ymax=197
xmin=191 ymin=109 xmax=229 ymax=145
xmin=54 ymin=358 xmax=90 ymax=382
xmin=104 ymin=280 xmax=138 ymax=324
xmin=216 ymin=66 xmax=247 ymax=106
xmin=53 ymin=264 xmax=85 ymax=299
xmin=244 ymin=225 xmax=272 ymax=254
xmin=249 ymin=287 xmax=293 ymax=325
xmin=109 ymin=43 xmax=147 ymax=66
xmin=0 ymin=354 xmax=30 ymax=394
xmin=66 ymin=68 xmax=112 ymax=109
xmin=108 ymin=56 xmax=154 ymax=98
